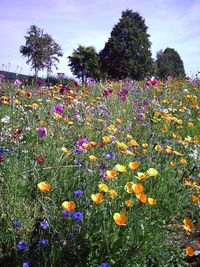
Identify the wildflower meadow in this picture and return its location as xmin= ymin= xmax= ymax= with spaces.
xmin=0 ymin=76 xmax=200 ymax=267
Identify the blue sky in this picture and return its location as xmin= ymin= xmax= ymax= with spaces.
xmin=0 ymin=0 xmax=199 ymax=78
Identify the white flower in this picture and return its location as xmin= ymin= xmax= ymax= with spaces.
xmin=1 ymin=115 xmax=10 ymax=123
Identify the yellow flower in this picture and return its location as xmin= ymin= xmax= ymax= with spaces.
xmin=98 ymin=183 xmax=109 ymax=192
xmin=53 ymin=113 xmax=62 ymax=120
xmin=61 ymin=147 xmax=71 ymax=155
xmin=82 ymin=143 xmax=90 ymax=149
xmin=116 ymin=118 xmax=123 ymax=124
xmin=148 ymin=197 xmax=157 ymax=206
xmin=39 ymin=120 xmax=46 ymax=126
xmin=188 ymin=122 xmax=194 ymax=127
xmin=103 ymin=136 xmax=111 ymax=143
xmin=106 ymin=170 xmax=117 ymax=180
xmin=89 ymin=155 xmax=97 ymax=161
xmin=125 ymin=182 xmax=134 ymax=193
xmin=129 ymin=162 xmax=140 ymax=171
xmin=90 ymin=141 xmax=97 ymax=147
xmin=61 ymin=201 xmax=76 ymax=211
xmin=116 ymin=141 xmax=127 ymax=150
xmin=192 ymin=195 xmax=199 ymax=203
xmin=125 ymin=199 xmax=134 ymax=207
xmin=136 ymin=192 xmax=147 ymax=203
xmin=147 ymin=168 xmax=158 ymax=177
xmin=155 ymin=145 xmax=163 ymax=152
xmin=142 ymin=143 xmax=148 ymax=148
xmin=132 ymin=183 xmax=144 ymax=194
xmin=129 ymin=139 xmax=139 ymax=147
xmin=136 ymin=172 xmax=148 ymax=181
xmin=37 ymin=182 xmax=52 ymax=192
xmin=115 ymin=164 xmax=127 ymax=173
xmin=170 ymin=161 xmax=177 ymax=167
xmin=185 ymin=246 xmax=194 ymax=257
xmin=162 ymin=125 xmax=168 ymax=132
xmin=91 ymin=193 xmax=103 ymax=204
xmin=183 ymin=218 xmax=193 ymax=233
xmin=107 ymin=189 xmax=118 ymax=199
xmin=180 ymin=158 xmax=187 ymax=164
xmin=113 ymin=212 xmax=126 ymax=226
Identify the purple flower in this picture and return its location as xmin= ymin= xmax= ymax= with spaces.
xmin=21 ymin=260 xmax=31 ymax=267
xmin=74 ymin=190 xmax=83 ymax=197
xmin=12 ymin=220 xmax=22 ymax=228
xmin=38 ymin=239 xmax=49 ymax=247
xmin=101 ymin=262 xmax=112 ymax=267
xmin=62 ymin=210 xmax=73 ymax=217
xmin=76 ymin=137 xmax=90 ymax=152
xmin=73 ymin=211 xmax=83 ymax=222
xmin=37 ymin=80 xmax=43 ymax=87
xmin=14 ymin=79 xmax=22 ymax=86
xmin=53 ymin=104 xmax=64 ymax=114
xmin=39 ymin=220 xmax=49 ymax=230
xmin=37 ymin=127 xmax=47 ymax=138
xmin=17 ymin=241 xmax=28 ymax=251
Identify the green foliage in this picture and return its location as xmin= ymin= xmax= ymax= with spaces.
xmin=20 ymin=25 xmax=63 ymax=77
xmin=68 ymin=45 xmax=101 ymax=80
xmin=156 ymin=48 xmax=185 ymax=79
xmin=99 ymin=9 xmax=154 ymax=80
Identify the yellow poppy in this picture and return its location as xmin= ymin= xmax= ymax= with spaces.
xmin=129 ymin=162 xmax=140 ymax=171
xmin=148 ymin=197 xmax=157 ymax=206
xmin=91 ymin=193 xmax=103 ymax=204
xmin=129 ymin=139 xmax=139 ymax=147
xmin=106 ymin=170 xmax=117 ymax=179
xmin=136 ymin=192 xmax=147 ymax=203
xmin=132 ymin=183 xmax=144 ymax=194
xmin=113 ymin=212 xmax=126 ymax=226
xmin=115 ymin=164 xmax=127 ymax=173
xmin=136 ymin=172 xmax=148 ymax=181
xmin=185 ymin=246 xmax=194 ymax=257
xmin=89 ymin=155 xmax=97 ymax=161
xmin=147 ymin=168 xmax=158 ymax=177
xmin=125 ymin=199 xmax=134 ymax=207
xmin=155 ymin=145 xmax=163 ymax=152
xmin=107 ymin=189 xmax=118 ymax=199
xmin=183 ymin=218 xmax=193 ymax=233
xmin=98 ymin=183 xmax=109 ymax=192
xmin=61 ymin=201 xmax=76 ymax=211
xmin=37 ymin=182 xmax=52 ymax=192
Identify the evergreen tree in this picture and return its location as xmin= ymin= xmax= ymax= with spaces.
xmin=99 ymin=9 xmax=153 ymax=80
xmin=156 ymin=48 xmax=185 ymax=79
xmin=20 ymin=25 xmax=63 ymax=77
xmin=68 ymin=45 xmax=101 ymax=81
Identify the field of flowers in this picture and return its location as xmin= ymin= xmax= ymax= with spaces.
xmin=0 ymin=76 xmax=200 ymax=267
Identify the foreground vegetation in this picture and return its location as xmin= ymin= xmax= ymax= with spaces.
xmin=0 ymin=76 xmax=200 ymax=266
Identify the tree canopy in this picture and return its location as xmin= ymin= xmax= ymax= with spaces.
xmin=156 ymin=48 xmax=185 ymax=79
xmin=68 ymin=45 xmax=101 ymax=81
xmin=99 ymin=9 xmax=154 ymax=80
xmin=20 ymin=25 xmax=63 ymax=77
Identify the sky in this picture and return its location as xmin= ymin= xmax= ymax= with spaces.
xmin=0 ymin=0 xmax=200 ymax=78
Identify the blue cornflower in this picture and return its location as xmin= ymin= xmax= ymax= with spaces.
xmin=38 ymin=239 xmax=49 ymax=247
xmin=62 ymin=210 xmax=73 ymax=217
xmin=21 ymin=260 xmax=31 ymax=267
xmin=101 ymin=262 xmax=112 ymax=267
xmin=73 ymin=211 xmax=83 ymax=222
xmin=39 ymin=220 xmax=49 ymax=230
xmin=73 ymin=149 xmax=80 ymax=155
xmin=17 ymin=241 xmax=28 ymax=251
xmin=0 ymin=149 xmax=4 ymax=155
xmin=12 ymin=220 xmax=22 ymax=228
xmin=74 ymin=190 xmax=83 ymax=197
xmin=106 ymin=152 xmax=113 ymax=159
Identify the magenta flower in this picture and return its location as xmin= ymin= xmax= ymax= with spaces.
xmin=53 ymin=104 xmax=64 ymax=114
xmin=14 ymin=79 xmax=22 ymax=86
xmin=37 ymin=127 xmax=47 ymax=138
xmin=76 ymin=137 xmax=90 ymax=152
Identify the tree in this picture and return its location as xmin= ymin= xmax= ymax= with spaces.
xmin=68 ymin=45 xmax=101 ymax=81
xmin=20 ymin=25 xmax=63 ymax=77
xmin=156 ymin=48 xmax=185 ymax=79
xmin=99 ymin=9 xmax=153 ymax=80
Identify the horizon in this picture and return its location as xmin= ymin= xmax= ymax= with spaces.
xmin=0 ymin=0 xmax=199 ymax=79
